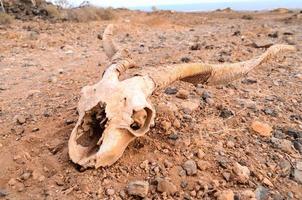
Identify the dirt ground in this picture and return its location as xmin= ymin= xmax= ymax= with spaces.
xmin=0 ymin=8 xmax=302 ymax=200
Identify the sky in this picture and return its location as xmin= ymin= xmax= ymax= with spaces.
xmin=48 ymin=0 xmax=302 ymax=10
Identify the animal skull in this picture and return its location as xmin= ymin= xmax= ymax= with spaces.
xmin=69 ymin=24 xmax=295 ymax=169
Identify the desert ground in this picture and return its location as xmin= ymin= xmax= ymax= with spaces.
xmin=0 ymin=3 xmax=302 ymax=200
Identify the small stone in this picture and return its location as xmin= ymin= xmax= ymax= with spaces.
xmin=268 ymin=31 xmax=279 ymax=38
xmin=32 ymin=127 xmax=39 ymax=132
xmin=183 ymin=159 xmax=197 ymax=176
xmin=176 ymin=89 xmax=189 ymax=99
xmin=164 ymin=160 xmax=173 ymax=168
xmin=48 ymin=76 xmax=58 ymax=83
xmin=106 ymin=188 xmax=115 ymax=196
xmin=181 ymin=57 xmax=191 ymax=63
xmin=262 ymin=178 xmax=273 ymax=187
xmin=58 ymin=68 xmax=64 ymax=74
xmin=157 ymin=178 xmax=177 ymax=195
xmin=297 ymin=162 xmax=302 ymax=171
xmin=226 ymin=140 xmax=235 ymax=148
xmin=180 ymin=100 xmax=200 ymax=113
xmin=180 ymin=180 xmax=188 ymax=188
xmin=197 ymin=149 xmax=205 ymax=159
xmin=271 ymin=137 xmax=293 ymax=153
xmin=168 ymin=133 xmax=179 ymax=140
xmin=241 ymin=190 xmax=256 ymax=199
xmin=233 ymin=162 xmax=250 ymax=183
xmin=8 ymin=178 xmax=17 ymax=186
xmin=126 ymin=181 xmax=149 ymax=197
xmin=20 ymin=172 xmax=31 ymax=181
xmin=241 ymin=78 xmax=257 ymax=84
xmin=285 ymin=128 xmax=302 ymax=139
xmin=14 ymin=115 xmax=26 ymax=124
xmin=262 ymin=108 xmax=277 ymax=117
xmin=216 ymin=189 xmax=234 ymax=200
xmin=222 ymin=172 xmax=231 ymax=181
xmin=65 ymin=119 xmax=75 ymax=125
xmin=173 ymin=119 xmax=181 ymax=128
xmin=279 ymin=160 xmax=291 ymax=176
xmin=160 ymin=120 xmax=171 ymax=131
xmin=0 ymin=189 xmax=7 ymax=197
xmin=197 ymin=160 xmax=210 ymax=171
xmin=190 ymin=43 xmax=201 ymax=50
xmin=293 ymin=169 xmax=302 ymax=184
xmin=251 ymin=121 xmax=272 ymax=137
xmin=165 ymin=87 xmax=178 ymax=95
xmin=255 ymin=186 xmax=269 ymax=200
xmin=219 ymin=108 xmax=234 ymax=119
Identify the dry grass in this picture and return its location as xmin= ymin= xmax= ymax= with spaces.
xmin=64 ymin=6 xmax=115 ymax=22
xmin=0 ymin=12 xmax=14 ymax=25
xmin=42 ymin=4 xmax=62 ymax=19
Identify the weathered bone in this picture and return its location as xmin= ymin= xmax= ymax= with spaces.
xmin=68 ymin=24 xmax=295 ymax=169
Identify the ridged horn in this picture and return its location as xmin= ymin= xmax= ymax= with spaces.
xmin=103 ymin=24 xmax=118 ymax=59
xmin=147 ymin=44 xmax=295 ymax=89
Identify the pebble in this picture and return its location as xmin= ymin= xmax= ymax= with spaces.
xmin=222 ymin=172 xmax=231 ymax=181
xmin=58 ymin=68 xmax=64 ymax=74
xmin=297 ymin=162 xmax=302 ymax=170
xmin=262 ymin=108 xmax=277 ymax=117
xmin=48 ymin=76 xmax=58 ymax=83
xmin=20 ymin=171 xmax=31 ymax=181
xmin=181 ymin=57 xmax=191 ymax=63
xmin=285 ymin=128 xmax=302 ymax=139
xmin=183 ymin=159 xmax=197 ymax=175
xmin=126 ymin=181 xmax=149 ymax=197
xmin=293 ymin=169 xmax=302 ymax=184
xmin=176 ymin=89 xmax=189 ymax=99
xmin=219 ymin=108 xmax=234 ymax=118
xmin=241 ymin=190 xmax=256 ymax=199
xmin=190 ymin=43 xmax=201 ymax=50
xmin=160 ymin=120 xmax=172 ymax=131
xmin=165 ymin=87 xmax=178 ymax=95
xmin=255 ymin=186 xmax=269 ymax=200
xmin=197 ymin=160 xmax=210 ymax=171
xmin=0 ymin=189 xmax=6 ymax=197
xmin=216 ymin=189 xmax=234 ymax=200
xmin=279 ymin=160 xmax=291 ymax=176
xmin=251 ymin=121 xmax=272 ymax=137
xmin=106 ymin=188 xmax=115 ymax=196
xmin=32 ymin=127 xmax=39 ymax=132
xmin=268 ymin=31 xmax=279 ymax=38
xmin=271 ymin=137 xmax=293 ymax=153
xmin=233 ymin=162 xmax=250 ymax=183
xmin=262 ymin=178 xmax=273 ymax=187
xmin=197 ymin=149 xmax=205 ymax=159
xmin=168 ymin=133 xmax=179 ymax=140
xmin=14 ymin=115 xmax=26 ymax=125
xmin=156 ymin=178 xmax=177 ymax=195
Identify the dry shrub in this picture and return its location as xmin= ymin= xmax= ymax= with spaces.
xmin=65 ymin=6 xmax=115 ymax=22
xmin=0 ymin=12 xmax=14 ymax=25
xmin=42 ymin=4 xmax=62 ymax=19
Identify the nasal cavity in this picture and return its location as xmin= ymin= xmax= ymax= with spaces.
xmin=130 ymin=109 xmax=147 ymax=130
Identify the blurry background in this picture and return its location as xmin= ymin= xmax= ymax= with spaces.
xmin=47 ymin=0 xmax=302 ymax=11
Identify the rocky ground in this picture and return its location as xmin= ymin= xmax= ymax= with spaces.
xmin=0 ymin=8 xmax=302 ymax=200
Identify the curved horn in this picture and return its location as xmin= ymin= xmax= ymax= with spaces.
xmin=102 ymin=24 xmax=136 ymax=79
xmin=146 ymin=44 xmax=295 ymax=89
xmin=103 ymin=24 xmax=118 ymax=59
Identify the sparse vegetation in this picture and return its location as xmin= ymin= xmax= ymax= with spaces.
xmin=63 ymin=6 xmax=115 ymax=22
xmin=0 ymin=12 xmax=14 ymax=24
xmin=42 ymin=4 xmax=62 ymax=19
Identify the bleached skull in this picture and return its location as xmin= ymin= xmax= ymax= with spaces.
xmin=68 ymin=61 xmax=156 ymax=168
xmin=68 ymin=24 xmax=294 ymax=169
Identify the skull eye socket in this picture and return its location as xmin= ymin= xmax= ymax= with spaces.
xmin=76 ymin=103 xmax=107 ymax=156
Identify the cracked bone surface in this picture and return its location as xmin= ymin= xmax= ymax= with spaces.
xmin=68 ymin=24 xmax=295 ymax=169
